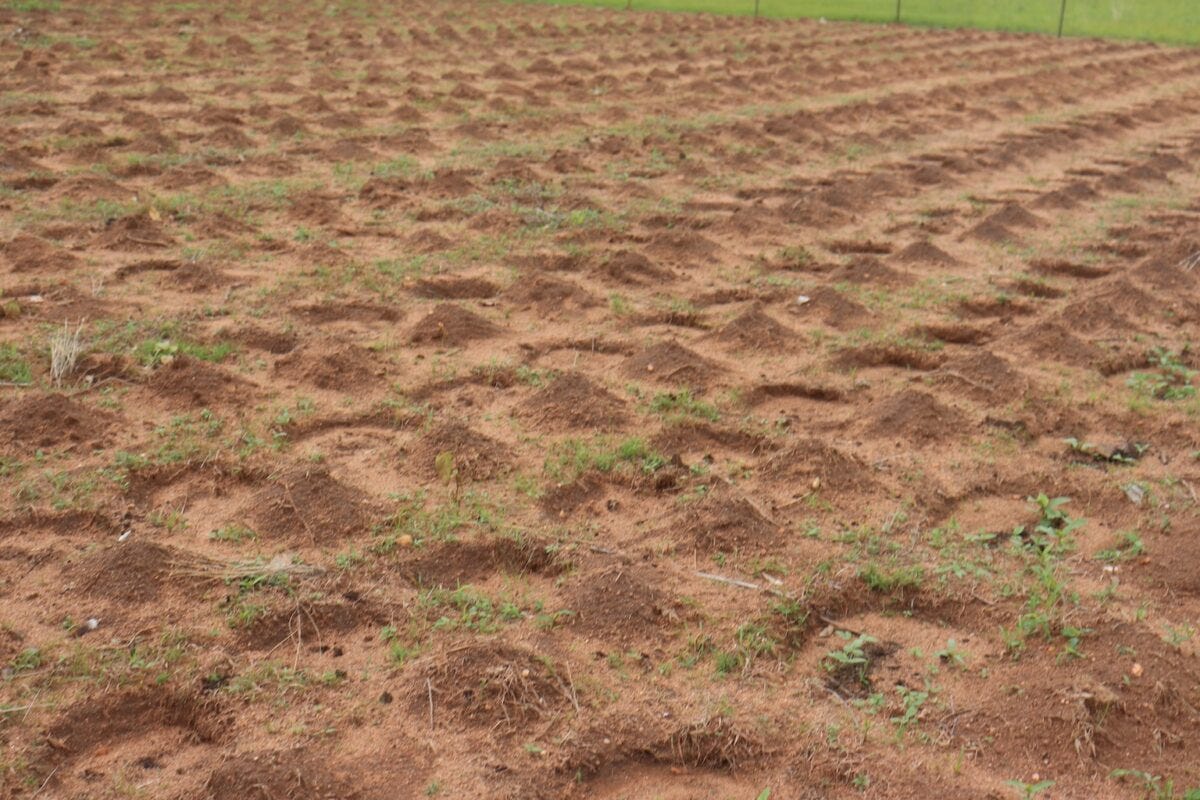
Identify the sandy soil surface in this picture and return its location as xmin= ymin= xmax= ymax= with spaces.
xmin=2 ymin=1 xmax=1200 ymax=798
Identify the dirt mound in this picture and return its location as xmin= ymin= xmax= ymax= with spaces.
xmin=400 ymin=535 xmax=566 ymax=587
xmin=409 ymin=303 xmax=501 ymax=346
xmin=405 ymin=420 xmax=507 ymax=481
xmin=825 ymin=239 xmax=892 ymax=256
xmin=269 ymin=114 xmax=308 ymax=136
xmin=92 ymin=211 xmax=174 ymax=251
xmin=864 ymin=390 xmax=968 ymax=443
xmin=759 ymin=437 xmax=875 ymax=494
xmin=146 ymin=85 xmax=189 ymax=103
xmin=273 ymin=345 xmax=382 ymax=390
xmin=828 ymin=255 xmax=910 ymax=286
xmin=244 ymin=467 xmax=379 ymax=544
xmin=714 ymin=304 xmax=795 ymax=351
xmin=70 ymin=540 xmax=197 ymax=603
xmin=288 ymin=191 xmax=343 ymax=225
xmin=227 ymin=325 xmax=298 ymax=354
xmin=0 ymin=393 xmax=114 ymax=450
xmin=147 ymin=356 xmax=254 ymax=408
xmin=983 ymin=202 xmax=1044 ymax=228
xmin=595 ymin=249 xmax=673 ymax=285
xmin=791 ymin=286 xmax=871 ymax=330
xmin=407 ymin=229 xmax=453 ymax=253
xmin=1 ymin=233 xmax=80 ymax=272
xmin=1027 ymin=260 xmax=1108 ymax=281
xmin=743 ymin=381 xmax=845 ymax=406
xmin=564 ymin=565 xmax=676 ymax=645
xmin=662 ymin=715 xmax=766 ymax=770
xmin=1033 ymin=180 xmax=1097 ymax=209
xmin=957 ymin=294 xmax=1033 ymax=319
xmin=501 ymin=274 xmax=596 ymax=312
xmin=49 ymin=174 xmax=133 ymax=204
xmin=934 ymin=351 xmax=1028 ymax=399
xmin=291 ymin=300 xmax=401 ymax=324
xmin=678 ymin=485 xmax=780 ymax=552
xmin=912 ymin=322 xmax=991 ymax=345
xmin=414 ymin=641 xmax=575 ymax=732
xmin=963 ymin=218 xmax=1019 ymax=245
xmin=515 ymin=372 xmax=628 ymax=431
xmin=833 ymin=343 xmax=944 ymax=372
xmin=236 ymin=596 xmax=390 ymax=651
xmin=892 ymin=240 xmax=958 ymax=266
xmin=1016 ymin=320 xmax=1104 ymax=367
xmin=621 ymin=340 xmax=723 ymax=387
xmin=411 ymin=276 xmax=500 ymax=299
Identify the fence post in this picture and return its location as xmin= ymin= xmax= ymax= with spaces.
xmin=1057 ymin=0 xmax=1067 ymax=37
xmin=625 ymin=0 xmax=631 ymax=9
xmin=894 ymin=0 xmax=901 ymax=23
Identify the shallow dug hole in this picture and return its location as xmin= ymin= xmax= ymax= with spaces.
xmin=43 ymin=688 xmax=224 ymax=769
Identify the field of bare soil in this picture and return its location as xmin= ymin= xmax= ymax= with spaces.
xmin=2 ymin=1 xmax=1200 ymax=798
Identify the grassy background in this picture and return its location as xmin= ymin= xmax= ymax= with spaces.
xmin=512 ymin=0 xmax=1200 ymax=45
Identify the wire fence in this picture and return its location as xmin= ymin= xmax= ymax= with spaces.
xmin=550 ymin=0 xmax=1200 ymax=45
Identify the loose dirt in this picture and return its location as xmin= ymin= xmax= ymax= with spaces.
xmin=2 ymin=2 xmax=1200 ymax=798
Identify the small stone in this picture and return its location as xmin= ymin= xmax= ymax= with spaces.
xmin=397 ymin=534 xmax=413 ymax=547
xmin=811 ymin=477 xmax=821 ymax=490
xmin=1130 ymin=663 xmax=1143 ymax=678
xmin=379 ymin=691 xmax=393 ymax=704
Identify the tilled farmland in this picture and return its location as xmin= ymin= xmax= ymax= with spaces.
xmin=2 ymin=1 xmax=1200 ymax=798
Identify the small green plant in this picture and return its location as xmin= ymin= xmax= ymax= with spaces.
xmin=934 ymin=639 xmax=968 ymax=670
xmin=777 ymin=245 xmax=812 ymax=269
xmin=389 ymin=642 xmax=421 ymax=666
xmin=1109 ymin=769 xmax=1200 ymax=800
xmin=423 ymin=585 xmax=522 ymax=634
xmin=714 ymin=649 xmax=742 ymax=676
xmin=8 ymin=647 xmax=42 ymax=673
xmin=822 ymin=632 xmax=877 ymax=685
xmin=210 ymin=524 xmax=257 ymax=543
xmin=1127 ymin=348 xmax=1196 ymax=401
xmin=435 ymin=450 xmax=461 ymax=502
xmin=891 ymin=684 xmax=928 ymax=735
xmin=1164 ymin=624 xmax=1196 ymax=649
xmin=649 ymin=389 xmax=719 ymax=422
xmin=1006 ymin=779 xmax=1054 ymax=799
xmin=148 ymin=508 xmax=187 ymax=533
xmin=542 ymin=437 xmax=665 ymax=482
xmin=8 ymin=0 xmax=62 ymax=11
xmin=859 ymin=562 xmax=924 ymax=592
xmin=135 ymin=338 xmax=233 ymax=367
xmin=1058 ymin=625 xmax=1092 ymax=661
xmin=1096 ymin=531 xmax=1144 ymax=562
xmin=1017 ymin=494 xmax=1084 ymax=554
xmin=0 ymin=343 xmax=31 ymax=384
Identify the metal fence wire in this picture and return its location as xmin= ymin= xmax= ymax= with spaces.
xmin=593 ymin=0 xmax=1200 ymax=45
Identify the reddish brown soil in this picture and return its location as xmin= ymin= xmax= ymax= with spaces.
xmin=3 ymin=2 xmax=1200 ymax=799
